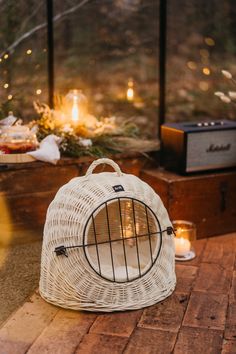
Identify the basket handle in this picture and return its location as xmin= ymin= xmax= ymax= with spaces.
xmin=85 ymin=158 xmax=123 ymax=177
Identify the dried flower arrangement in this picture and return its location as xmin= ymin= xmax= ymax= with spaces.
xmin=30 ymin=94 xmax=140 ymax=158
xmin=214 ymin=70 xmax=236 ymax=104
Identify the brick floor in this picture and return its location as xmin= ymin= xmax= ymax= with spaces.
xmin=0 ymin=233 xmax=235 ymax=354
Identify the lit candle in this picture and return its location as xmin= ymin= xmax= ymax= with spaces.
xmin=174 ymin=237 xmax=191 ymax=256
xmin=126 ymin=79 xmax=134 ymax=101
xmin=71 ymin=95 xmax=79 ymax=122
xmin=173 ymin=220 xmax=196 ymax=261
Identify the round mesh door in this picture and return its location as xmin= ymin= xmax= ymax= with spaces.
xmin=83 ymin=197 xmax=162 ymax=283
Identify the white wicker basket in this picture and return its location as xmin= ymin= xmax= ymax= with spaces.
xmin=39 ymin=158 xmax=176 ymax=312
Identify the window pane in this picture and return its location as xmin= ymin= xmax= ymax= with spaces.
xmin=0 ymin=1 xmax=48 ymax=120
xmin=166 ymin=0 xmax=236 ymax=122
xmin=54 ymin=0 xmax=159 ymax=137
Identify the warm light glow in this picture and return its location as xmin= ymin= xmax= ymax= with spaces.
xmin=125 ymin=225 xmax=135 ymax=247
xmin=0 ymin=195 xmax=13 ymax=254
xmin=36 ymin=89 xmax=42 ymax=95
xmin=127 ymin=87 xmax=134 ymax=101
xmin=187 ymin=61 xmax=197 ymax=70
xmin=72 ymin=96 xmax=79 ymax=122
xmin=0 ymin=58 xmax=2 ymax=62
xmin=205 ymin=37 xmax=215 ymax=46
xmin=3 ymin=83 xmax=9 ymax=88
xmin=199 ymin=81 xmax=209 ymax=91
xmin=8 ymin=94 xmax=13 ymax=100
xmin=173 ymin=221 xmax=196 ymax=260
xmin=202 ymin=67 xmax=210 ymax=75
xmin=26 ymin=49 xmax=32 ymax=55
xmin=175 ymin=237 xmax=191 ymax=256
xmin=4 ymin=54 xmax=9 ymax=59
xmin=127 ymin=79 xmax=134 ymax=101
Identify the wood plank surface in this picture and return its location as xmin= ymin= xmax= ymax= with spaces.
xmin=0 ymin=154 xmax=146 ymax=239
xmin=0 ymin=165 xmax=79 ymax=196
xmin=140 ymin=169 xmax=236 ymax=238
xmin=2 ymin=191 xmax=58 ymax=229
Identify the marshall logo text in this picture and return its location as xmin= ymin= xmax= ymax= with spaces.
xmin=206 ymin=143 xmax=231 ymax=153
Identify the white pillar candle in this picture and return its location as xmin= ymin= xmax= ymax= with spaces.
xmin=174 ymin=237 xmax=191 ymax=256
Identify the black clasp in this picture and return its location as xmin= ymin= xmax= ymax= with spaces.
xmin=54 ymin=245 xmax=68 ymax=257
xmin=166 ymin=226 xmax=175 ymax=236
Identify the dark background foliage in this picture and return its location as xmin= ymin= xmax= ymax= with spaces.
xmin=0 ymin=0 xmax=236 ymax=136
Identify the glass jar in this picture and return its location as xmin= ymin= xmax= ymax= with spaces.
xmin=0 ymin=125 xmax=39 ymax=154
xmin=65 ymin=89 xmax=88 ymax=124
xmin=172 ymin=220 xmax=196 ymax=261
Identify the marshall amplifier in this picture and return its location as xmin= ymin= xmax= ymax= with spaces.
xmin=161 ymin=120 xmax=236 ymax=174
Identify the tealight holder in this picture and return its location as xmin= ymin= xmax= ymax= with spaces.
xmin=172 ymin=220 xmax=196 ymax=261
xmin=65 ymin=89 xmax=88 ymax=123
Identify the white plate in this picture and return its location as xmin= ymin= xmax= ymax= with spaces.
xmin=175 ymin=250 xmax=196 ymax=262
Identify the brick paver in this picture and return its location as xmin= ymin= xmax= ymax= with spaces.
xmin=0 ymin=233 xmax=235 ymax=354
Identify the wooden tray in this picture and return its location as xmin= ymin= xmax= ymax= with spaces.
xmin=0 ymin=153 xmax=36 ymax=163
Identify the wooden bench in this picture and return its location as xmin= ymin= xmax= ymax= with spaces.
xmin=1 ymin=155 xmax=236 ymax=245
xmin=0 ymin=233 xmax=235 ymax=354
xmin=0 ymin=153 xmax=148 ymax=246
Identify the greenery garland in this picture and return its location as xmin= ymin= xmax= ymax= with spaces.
xmin=31 ymin=101 xmax=139 ymax=158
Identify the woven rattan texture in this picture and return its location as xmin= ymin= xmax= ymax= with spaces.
xmin=39 ymin=158 xmax=176 ymax=311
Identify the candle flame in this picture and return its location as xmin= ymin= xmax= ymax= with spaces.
xmin=127 ymin=87 xmax=134 ymax=101
xmin=71 ymin=97 xmax=79 ymax=122
xmin=127 ymin=79 xmax=134 ymax=101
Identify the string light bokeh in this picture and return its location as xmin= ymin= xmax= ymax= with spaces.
xmin=1 ymin=0 xmax=236 ymax=132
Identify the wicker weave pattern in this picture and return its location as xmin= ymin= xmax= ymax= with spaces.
xmin=39 ymin=158 xmax=176 ymax=311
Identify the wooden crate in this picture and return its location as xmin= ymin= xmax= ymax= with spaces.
xmin=0 ymin=154 xmax=147 ymax=244
xmin=141 ymin=168 xmax=236 ymax=238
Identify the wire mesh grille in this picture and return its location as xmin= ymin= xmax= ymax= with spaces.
xmin=83 ymin=197 xmax=162 ymax=283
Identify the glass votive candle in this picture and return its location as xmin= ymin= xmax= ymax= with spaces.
xmin=172 ymin=220 xmax=196 ymax=261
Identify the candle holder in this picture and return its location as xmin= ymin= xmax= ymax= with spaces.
xmin=172 ymin=220 xmax=196 ymax=261
xmin=126 ymin=78 xmax=134 ymax=102
xmin=65 ymin=89 xmax=88 ymax=123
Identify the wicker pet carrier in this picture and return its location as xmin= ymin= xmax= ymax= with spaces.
xmin=40 ymin=158 xmax=176 ymax=312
